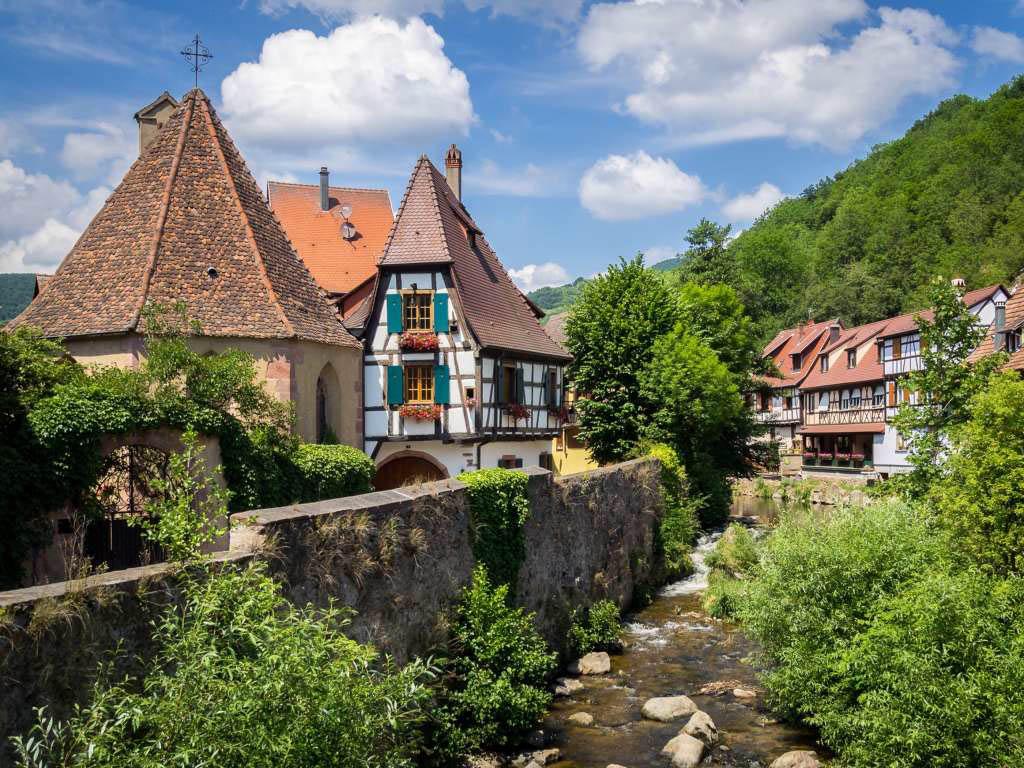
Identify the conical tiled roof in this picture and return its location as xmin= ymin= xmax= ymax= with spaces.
xmin=14 ymin=90 xmax=358 ymax=348
xmin=380 ymin=156 xmax=570 ymax=361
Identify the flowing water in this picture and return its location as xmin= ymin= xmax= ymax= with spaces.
xmin=542 ymin=496 xmax=820 ymax=768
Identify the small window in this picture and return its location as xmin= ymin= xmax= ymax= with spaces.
xmin=847 ymin=349 xmax=856 ymax=368
xmin=502 ymin=363 xmax=518 ymax=404
xmin=464 ymin=385 xmax=475 ymax=401
xmin=402 ymin=291 xmax=433 ymax=331
xmin=1008 ymin=330 xmax=1022 ymax=354
xmin=791 ymin=353 xmax=801 ymax=371
xmin=404 ymin=364 xmax=434 ymax=404
xmin=498 ymin=455 xmax=523 ymax=469
xmin=820 ymin=355 xmax=829 ymax=373
xmin=546 ymin=368 xmax=559 ymax=408
xmin=892 ymin=337 xmax=902 ymax=360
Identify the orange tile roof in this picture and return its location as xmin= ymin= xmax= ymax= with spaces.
xmin=970 ymin=286 xmax=1024 ymax=370
xmin=268 ymin=181 xmax=393 ymax=295
xmin=12 ymin=90 xmax=358 ymax=348
xmin=799 ymin=318 xmax=889 ymax=390
xmin=877 ymin=283 xmax=1006 ymax=339
xmin=760 ymin=319 xmax=836 ymax=388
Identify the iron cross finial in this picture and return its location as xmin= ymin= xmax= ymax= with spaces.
xmin=180 ymin=34 xmax=213 ymax=89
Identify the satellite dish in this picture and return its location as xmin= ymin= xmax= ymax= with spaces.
xmin=340 ymin=204 xmax=352 ymax=219
xmin=341 ymin=222 xmax=356 ymax=240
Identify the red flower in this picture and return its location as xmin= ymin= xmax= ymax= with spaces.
xmin=399 ymin=403 xmax=443 ymax=421
xmin=505 ymin=404 xmax=530 ymax=421
xmin=399 ymin=332 xmax=439 ymax=352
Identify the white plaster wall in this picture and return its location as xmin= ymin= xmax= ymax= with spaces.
xmin=873 ymin=425 xmax=911 ymax=474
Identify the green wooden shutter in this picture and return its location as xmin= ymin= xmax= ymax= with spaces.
xmin=387 ymin=365 xmax=404 ymax=406
xmin=433 ymin=293 xmax=449 ymax=333
xmin=515 ymin=368 xmax=525 ymax=405
xmin=434 ymin=364 xmax=450 ymax=404
xmin=386 ymin=294 xmax=403 ymax=334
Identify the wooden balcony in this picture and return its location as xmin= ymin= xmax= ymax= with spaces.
xmin=803 ymin=404 xmax=886 ymax=427
xmin=754 ymin=407 xmax=801 ymax=424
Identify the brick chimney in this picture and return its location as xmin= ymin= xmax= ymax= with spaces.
xmin=445 ymin=143 xmax=462 ymax=201
xmin=319 ymin=166 xmax=330 ymax=212
xmin=829 ymin=322 xmax=841 ymax=344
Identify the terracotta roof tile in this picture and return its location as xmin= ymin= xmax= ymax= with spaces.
xmin=970 ymin=286 xmax=1024 ymax=370
xmin=268 ymin=181 xmax=392 ymax=295
xmin=878 ymin=283 xmax=1006 ymax=339
xmin=381 ymin=156 xmax=570 ymax=361
xmin=760 ymin=319 xmax=836 ymax=388
xmin=12 ymin=90 xmax=358 ymax=349
xmin=544 ymin=312 xmax=568 ymax=346
xmin=799 ymin=318 xmax=889 ymax=390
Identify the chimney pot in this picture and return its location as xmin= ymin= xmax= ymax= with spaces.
xmin=951 ymin=277 xmax=966 ymax=291
xmin=445 ymin=143 xmax=462 ymax=201
xmin=829 ymin=323 xmax=840 ymax=344
xmin=319 ymin=167 xmax=329 ymax=212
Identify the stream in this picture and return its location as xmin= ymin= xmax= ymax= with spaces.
xmin=542 ymin=496 xmax=820 ymax=768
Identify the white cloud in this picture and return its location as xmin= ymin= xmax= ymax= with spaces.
xmin=578 ymin=1 xmax=960 ymax=150
xmin=722 ymin=182 xmax=786 ymax=222
xmin=490 ymin=128 xmax=512 ymax=143
xmin=508 ymin=261 xmax=570 ymax=292
xmin=0 ymin=159 xmax=110 ymax=272
xmin=257 ymin=0 xmax=581 ymax=24
xmin=643 ymin=245 xmax=677 ymax=265
xmin=60 ymin=125 xmax=135 ymax=185
xmin=971 ymin=26 xmax=1024 ymax=64
xmin=579 ymin=151 xmax=706 ymax=221
xmin=221 ymin=18 xmax=474 ymax=157
xmin=469 ymin=160 xmax=560 ymax=197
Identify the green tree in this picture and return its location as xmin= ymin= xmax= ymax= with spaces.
xmin=565 ymin=255 xmax=677 ymax=463
xmin=676 ymin=282 xmax=765 ymax=378
xmin=890 ymin=279 xmax=1004 ymax=497
xmin=675 ymin=218 xmax=734 ymax=287
xmin=930 ymin=373 xmax=1024 ymax=575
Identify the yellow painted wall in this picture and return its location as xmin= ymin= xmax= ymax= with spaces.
xmin=65 ymin=334 xmax=362 ymax=448
xmin=551 ymin=425 xmax=599 ymax=475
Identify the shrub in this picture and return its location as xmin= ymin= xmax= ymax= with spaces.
xmin=292 ymin=443 xmax=375 ymax=503
xmin=735 ymin=500 xmax=948 ymax=722
xmin=704 ymin=570 xmax=747 ymax=619
xmin=12 ymin=562 xmax=434 ymax=768
xmin=569 ymin=599 xmax=622 ymax=655
xmin=645 ymin=443 xmax=700 ymax=576
xmin=461 ymin=469 xmax=531 ymax=589
xmin=430 ymin=566 xmax=556 ymax=759
xmin=703 ymin=523 xmax=759 ymax=618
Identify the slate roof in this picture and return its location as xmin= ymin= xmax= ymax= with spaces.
xmin=13 ymin=90 xmax=358 ymax=349
xmin=380 ymin=156 xmax=571 ymax=361
xmin=268 ymin=181 xmax=393 ymax=295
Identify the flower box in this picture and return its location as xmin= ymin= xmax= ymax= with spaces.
xmin=505 ymin=404 xmax=530 ymax=421
xmin=399 ymin=331 xmax=439 ymax=352
xmin=802 ymin=451 xmax=816 ymax=462
xmin=817 ymin=452 xmax=833 ymax=462
xmin=835 ymin=452 xmax=851 ymax=462
xmin=548 ymin=405 xmax=570 ymax=423
xmin=850 ymin=452 xmax=866 ymax=462
xmin=399 ymin=403 xmax=443 ymax=421
xmin=465 ymin=397 xmax=478 ymax=409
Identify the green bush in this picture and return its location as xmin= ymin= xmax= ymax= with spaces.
xmin=430 ymin=566 xmax=556 ymax=759
xmin=704 ymin=570 xmax=747 ymax=619
xmin=461 ymin=469 xmax=531 ymax=589
xmin=735 ymin=501 xmax=948 ymax=722
xmin=12 ymin=562 xmax=434 ymax=768
xmin=702 ymin=523 xmax=759 ymax=618
xmin=569 ymin=599 xmax=622 ymax=655
xmin=645 ymin=443 xmax=700 ymax=576
xmin=292 ymin=443 xmax=375 ymax=503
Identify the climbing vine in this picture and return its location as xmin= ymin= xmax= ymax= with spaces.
xmin=460 ymin=468 xmax=530 ymax=589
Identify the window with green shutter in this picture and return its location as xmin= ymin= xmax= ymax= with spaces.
xmin=387 ymin=365 xmax=404 ymax=406
xmin=386 ymin=294 xmax=403 ymax=334
xmin=434 ymin=364 xmax=450 ymax=404
xmin=433 ymin=293 xmax=449 ymax=333
xmin=515 ymin=368 xmax=525 ymax=405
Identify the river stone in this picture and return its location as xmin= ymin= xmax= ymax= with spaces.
xmin=568 ymin=652 xmax=611 ymax=675
xmin=660 ymin=732 xmax=705 ymax=768
xmin=554 ymin=677 xmax=585 ymax=696
xmin=531 ymin=749 xmax=561 ymax=765
xmin=769 ymin=750 xmax=821 ymax=768
xmin=607 ymin=765 xmax=629 ymax=768
xmin=682 ymin=710 xmax=719 ymax=746
xmin=732 ymin=687 xmax=758 ymax=701
xmin=568 ymin=711 xmax=595 ymax=727
xmin=641 ymin=695 xmax=698 ymax=722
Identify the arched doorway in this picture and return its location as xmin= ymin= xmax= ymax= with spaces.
xmin=315 ymin=363 xmax=341 ymax=443
xmin=374 ymin=452 xmax=448 ymax=490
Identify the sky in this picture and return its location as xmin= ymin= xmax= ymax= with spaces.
xmin=1 ymin=1 xmax=1023 ymax=293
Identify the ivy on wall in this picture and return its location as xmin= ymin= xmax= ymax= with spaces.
xmin=460 ymin=468 xmax=530 ymax=590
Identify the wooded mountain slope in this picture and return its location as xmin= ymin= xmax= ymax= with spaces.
xmin=530 ymin=76 xmax=1024 ymax=338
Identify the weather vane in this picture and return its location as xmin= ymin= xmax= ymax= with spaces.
xmin=180 ymin=34 xmax=212 ymax=89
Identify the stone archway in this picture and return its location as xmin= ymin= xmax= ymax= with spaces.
xmin=316 ymin=362 xmax=342 ymax=443
xmin=374 ymin=451 xmax=448 ymax=491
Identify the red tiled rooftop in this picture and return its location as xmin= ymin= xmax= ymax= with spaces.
xmin=268 ymin=182 xmax=393 ymax=296
xmin=799 ymin=318 xmax=890 ymax=390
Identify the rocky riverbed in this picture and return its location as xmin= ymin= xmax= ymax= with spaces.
xmin=535 ymin=502 xmax=824 ymax=768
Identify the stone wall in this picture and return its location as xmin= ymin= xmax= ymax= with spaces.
xmin=0 ymin=459 xmax=664 ymax=749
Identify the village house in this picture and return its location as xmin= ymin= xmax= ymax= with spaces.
xmin=541 ymin=312 xmax=597 ymax=475
xmin=971 ymin=282 xmax=1024 ymax=369
xmin=11 ymin=89 xmax=365 ymax=447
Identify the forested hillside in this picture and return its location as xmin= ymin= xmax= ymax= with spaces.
xmin=531 ymin=76 xmax=1024 ymax=339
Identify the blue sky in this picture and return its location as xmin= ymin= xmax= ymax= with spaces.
xmin=1 ymin=0 xmax=1023 ymax=292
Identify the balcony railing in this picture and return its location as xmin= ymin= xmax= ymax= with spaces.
xmin=804 ymin=405 xmax=886 ymax=426
xmin=883 ymin=356 xmax=923 ymax=376
xmin=754 ymin=407 xmax=801 ymax=424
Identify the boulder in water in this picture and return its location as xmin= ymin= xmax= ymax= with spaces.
xmin=568 ymin=652 xmax=611 ymax=675
xmin=732 ymin=687 xmax=757 ymax=702
xmin=769 ymin=750 xmax=821 ymax=768
xmin=568 ymin=711 xmax=594 ymax=727
xmin=553 ymin=677 xmax=584 ymax=696
xmin=682 ymin=710 xmax=718 ymax=746
xmin=660 ymin=732 xmax=705 ymax=768
xmin=641 ymin=694 xmax=698 ymax=721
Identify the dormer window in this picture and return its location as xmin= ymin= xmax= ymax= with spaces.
xmin=791 ymin=353 xmax=801 ymax=371
xmin=820 ymin=355 xmax=829 ymax=373
xmin=1008 ymin=329 xmax=1022 ymax=354
xmin=847 ymin=349 xmax=856 ymax=368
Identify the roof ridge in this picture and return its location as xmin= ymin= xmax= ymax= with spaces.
xmin=130 ymin=90 xmax=194 ymax=332
xmin=424 ymin=158 xmax=453 ymax=264
xmin=267 ymin=179 xmax=390 ymax=194
xmin=198 ymin=92 xmax=295 ymax=338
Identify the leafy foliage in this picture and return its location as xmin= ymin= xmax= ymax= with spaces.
xmin=291 ymin=443 xmax=375 ymax=503
xmin=890 ymin=279 xmax=1005 ymax=497
xmin=12 ymin=562 xmax=435 ymax=768
xmin=703 ymin=523 xmax=759 ymax=619
xmin=529 ymin=277 xmax=590 ymax=319
xmin=565 ymin=255 xmax=678 ymax=464
xmin=461 ymin=468 xmax=531 ymax=589
xmin=644 ymin=442 xmax=700 ymax=576
xmin=674 ymin=219 xmax=734 ymax=287
xmin=430 ymin=567 xmax=556 ymax=758
xmin=568 ymin=599 xmax=621 ymax=656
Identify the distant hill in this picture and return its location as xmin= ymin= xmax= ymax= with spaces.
xmin=651 ymin=256 xmax=683 ymax=272
xmin=0 ymin=273 xmax=40 ymax=324
xmin=530 ymin=276 xmax=589 ymax=322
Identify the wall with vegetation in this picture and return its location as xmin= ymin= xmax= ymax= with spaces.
xmin=0 ymin=459 xmax=665 ymax=744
